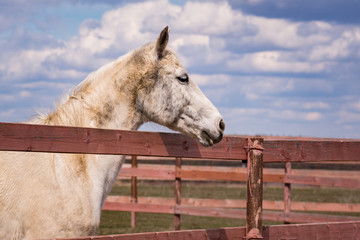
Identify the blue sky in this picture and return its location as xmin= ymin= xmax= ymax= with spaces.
xmin=0 ymin=0 xmax=360 ymax=138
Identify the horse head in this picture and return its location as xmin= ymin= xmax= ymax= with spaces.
xmin=134 ymin=27 xmax=225 ymax=147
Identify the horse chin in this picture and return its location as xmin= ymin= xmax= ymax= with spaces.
xmin=199 ymin=130 xmax=223 ymax=147
xmin=198 ymin=137 xmax=214 ymax=147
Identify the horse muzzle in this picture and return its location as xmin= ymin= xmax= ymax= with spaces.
xmin=200 ymin=118 xmax=225 ymax=147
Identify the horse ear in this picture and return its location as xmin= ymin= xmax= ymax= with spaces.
xmin=155 ymin=26 xmax=169 ymax=59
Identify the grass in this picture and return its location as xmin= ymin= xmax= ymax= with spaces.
xmin=98 ymin=181 xmax=360 ymax=235
xmin=99 ymin=212 xmax=245 ymax=235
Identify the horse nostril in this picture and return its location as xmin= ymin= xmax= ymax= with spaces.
xmin=219 ymin=119 xmax=225 ymax=131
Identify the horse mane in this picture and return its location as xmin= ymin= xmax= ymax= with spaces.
xmin=29 ymin=52 xmax=132 ymax=127
xmin=29 ymin=41 xmax=173 ymax=128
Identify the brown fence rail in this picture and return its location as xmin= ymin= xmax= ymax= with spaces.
xmin=2 ymin=122 xmax=360 ymax=161
xmin=44 ymin=221 xmax=360 ymax=240
xmin=0 ymin=122 xmax=247 ymax=159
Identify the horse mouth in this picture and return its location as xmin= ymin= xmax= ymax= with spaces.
xmin=200 ymin=130 xmax=223 ymax=147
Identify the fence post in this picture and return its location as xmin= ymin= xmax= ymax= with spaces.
xmin=131 ymin=155 xmax=138 ymax=228
xmin=174 ymin=157 xmax=182 ymax=230
xmin=284 ymin=162 xmax=291 ymax=224
xmin=246 ymin=138 xmax=264 ymax=239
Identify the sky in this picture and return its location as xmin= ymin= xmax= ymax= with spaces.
xmin=0 ymin=0 xmax=360 ymax=138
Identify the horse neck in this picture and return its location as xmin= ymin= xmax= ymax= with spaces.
xmin=30 ymin=52 xmax=144 ymax=178
xmin=33 ymin=55 xmax=148 ymax=213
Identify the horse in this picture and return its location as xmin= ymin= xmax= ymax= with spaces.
xmin=0 ymin=27 xmax=225 ymax=239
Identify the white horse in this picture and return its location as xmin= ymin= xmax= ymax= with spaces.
xmin=0 ymin=27 xmax=225 ymax=239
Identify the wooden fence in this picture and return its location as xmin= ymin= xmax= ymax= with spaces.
xmin=1 ymin=122 xmax=360 ymax=239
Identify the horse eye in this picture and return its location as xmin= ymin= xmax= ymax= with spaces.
xmin=177 ymin=73 xmax=189 ymax=84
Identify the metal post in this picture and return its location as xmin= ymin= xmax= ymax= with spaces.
xmin=245 ymin=138 xmax=264 ymax=239
xmin=284 ymin=162 xmax=291 ymax=224
xmin=174 ymin=157 xmax=182 ymax=230
xmin=131 ymin=155 xmax=138 ymax=228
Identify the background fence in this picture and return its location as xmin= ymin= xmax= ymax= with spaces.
xmin=104 ymin=152 xmax=360 ymax=228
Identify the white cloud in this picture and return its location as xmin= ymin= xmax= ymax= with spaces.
xmin=0 ymin=109 xmax=15 ymax=118
xmin=172 ymin=1 xmax=247 ymax=35
xmin=232 ymin=76 xmax=327 ymax=98
xmin=15 ymin=81 xmax=73 ymax=90
xmin=337 ymin=111 xmax=360 ymax=123
xmin=172 ymin=34 xmax=210 ymax=49
xmin=0 ymin=94 xmax=16 ymax=102
xmin=254 ymin=77 xmax=294 ymax=92
xmin=227 ymin=51 xmax=326 ymax=73
xmin=235 ymin=76 xmax=293 ymax=93
xmin=0 ymin=91 xmax=31 ymax=102
xmin=271 ymin=100 xmax=330 ymax=111
xmin=223 ymin=107 xmax=323 ymax=122
xmin=304 ymin=112 xmax=322 ymax=121
xmin=0 ymin=47 xmax=87 ymax=81
xmin=354 ymin=100 xmax=360 ymax=111
xmin=248 ymin=0 xmax=263 ymax=4
xmin=309 ymin=28 xmax=360 ymax=61
xmin=19 ymin=91 xmax=31 ymax=98
xmin=244 ymin=17 xmax=300 ymax=48
xmin=303 ymin=101 xmax=330 ymax=110
xmin=191 ymin=74 xmax=231 ymax=86
xmin=73 ymin=0 xmax=172 ymax=53
xmin=238 ymin=17 xmax=333 ymax=51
